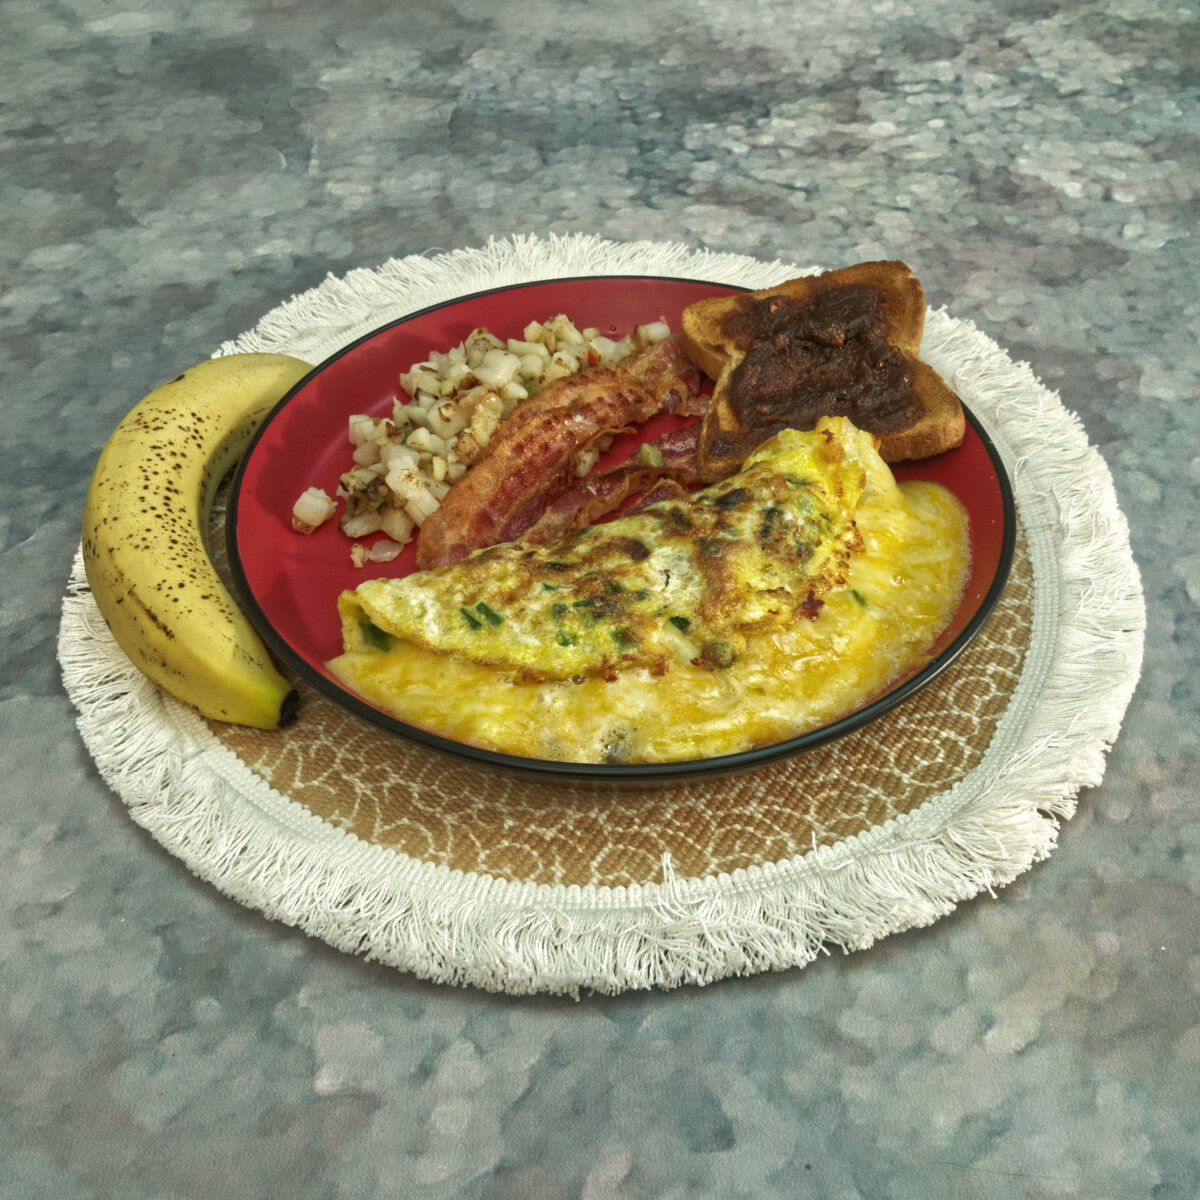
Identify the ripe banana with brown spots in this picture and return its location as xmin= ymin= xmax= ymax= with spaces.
xmin=82 ymin=353 xmax=313 ymax=728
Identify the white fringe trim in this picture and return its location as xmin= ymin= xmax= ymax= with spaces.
xmin=60 ymin=234 xmax=1145 ymax=996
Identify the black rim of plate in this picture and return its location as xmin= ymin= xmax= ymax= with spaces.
xmin=228 ymin=276 xmax=1018 ymax=786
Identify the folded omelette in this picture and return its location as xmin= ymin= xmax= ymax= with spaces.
xmin=330 ymin=417 xmax=970 ymax=764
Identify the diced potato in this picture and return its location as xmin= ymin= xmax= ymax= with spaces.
xmin=379 ymin=442 xmax=420 ymax=473
xmin=406 ymin=426 xmax=447 ymax=455
xmin=516 ymin=353 xmax=544 ymax=379
xmin=404 ymin=489 xmax=440 ymax=526
xmin=380 ymin=506 xmax=416 ymax=544
xmin=471 ymin=347 xmax=522 ymax=388
xmin=453 ymin=430 xmax=483 ymax=463
xmin=546 ymin=314 xmax=583 ymax=344
xmin=385 ymin=464 xmax=426 ymax=502
xmin=291 ymin=486 xmax=336 ymax=534
xmin=586 ymin=335 xmax=618 ymax=365
xmin=340 ymin=464 xmax=385 ymax=493
xmin=401 ymin=365 xmax=441 ymax=398
xmin=348 ymin=414 xmax=386 ymax=446
xmin=543 ymin=351 xmax=578 ymax=383
xmin=523 ymin=320 xmax=556 ymax=352
xmin=508 ymin=338 xmax=551 ymax=363
xmin=460 ymin=386 xmax=501 ymax=415
xmin=341 ymin=510 xmax=383 ymax=538
xmin=635 ymin=321 xmax=671 ymax=347
xmin=425 ymin=401 xmax=469 ymax=439
xmin=464 ymin=328 xmax=505 ymax=367
xmin=469 ymin=402 xmax=501 ymax=444
xmin=441 ymin=359 xmax=474 ymax=390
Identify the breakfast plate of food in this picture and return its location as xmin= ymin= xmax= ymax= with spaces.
xmin=226 ymin=268 xmax=1015 ymax=783
xmin=62 ymin=235 xmax=1142 ymax=993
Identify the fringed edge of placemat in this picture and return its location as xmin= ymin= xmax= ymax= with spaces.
xmin=214 ymin=233 xmax=811 ymax=364
xmin=59 ymin=234 xmax=1146 ymax=996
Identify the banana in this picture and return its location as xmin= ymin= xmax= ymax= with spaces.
xmin=82 ymin=353 xmax=313 ymax=729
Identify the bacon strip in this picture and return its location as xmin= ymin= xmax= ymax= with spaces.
xmin=414 ymin=337 xmax=705 ymax=568
xmin=520 ymin=424 xmax=703 ymax=545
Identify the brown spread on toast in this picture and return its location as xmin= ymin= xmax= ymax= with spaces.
xmin=681 ymin=261 xmax=965 ymax=480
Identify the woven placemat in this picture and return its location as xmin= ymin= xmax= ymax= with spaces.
xmin=59 ymin=235 xmax=1145 ymax=995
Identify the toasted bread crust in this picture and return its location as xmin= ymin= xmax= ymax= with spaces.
xmin=680 ymin=261 xmax=964 ymax=476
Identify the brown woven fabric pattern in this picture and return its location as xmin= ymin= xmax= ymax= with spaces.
xmin=212 ymin=533 xmax=1032 ymax=889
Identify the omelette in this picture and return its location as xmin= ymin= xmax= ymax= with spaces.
xmin=329 ymin=417 xmax=971 ymax=763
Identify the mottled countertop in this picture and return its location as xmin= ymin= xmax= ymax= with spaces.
xmin=4 ymin=1 xmax=1198 ymax=1196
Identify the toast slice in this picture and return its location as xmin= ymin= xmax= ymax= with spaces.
xmin=680 ymin=261 xmax=965 ymax=479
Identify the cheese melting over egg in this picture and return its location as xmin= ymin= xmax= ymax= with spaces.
xmin=329 ymin=417 xmax=970 ymax=763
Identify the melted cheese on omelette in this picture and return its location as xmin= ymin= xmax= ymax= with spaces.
xmin=329 ymin=417 xmax=970 ymax=764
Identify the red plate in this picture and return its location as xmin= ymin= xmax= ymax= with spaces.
xmin=228 ymin=276 xmax=1015 ymax=784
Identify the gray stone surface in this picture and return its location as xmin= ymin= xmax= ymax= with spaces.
xmin=3 ymin=0 xmax=1197 ymax=1196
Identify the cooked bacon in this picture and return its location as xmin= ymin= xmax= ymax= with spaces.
xmin=414 ymin=336 xmax=705 ymax=568
xmin=520 ymin=424 xmax=704 ymax=544
xmin=623 ymin=477 xmax=693 ymax=513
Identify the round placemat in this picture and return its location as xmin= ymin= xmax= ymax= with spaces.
xmin=58 ymin=234 xmax=1145 ymax=995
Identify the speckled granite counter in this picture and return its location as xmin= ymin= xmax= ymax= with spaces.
xmin=4 ymin=1 xmax=1197 ymax=1196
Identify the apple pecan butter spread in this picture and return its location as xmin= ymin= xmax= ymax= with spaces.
xmin=720 ymin=283 xmax=921 ymax=442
